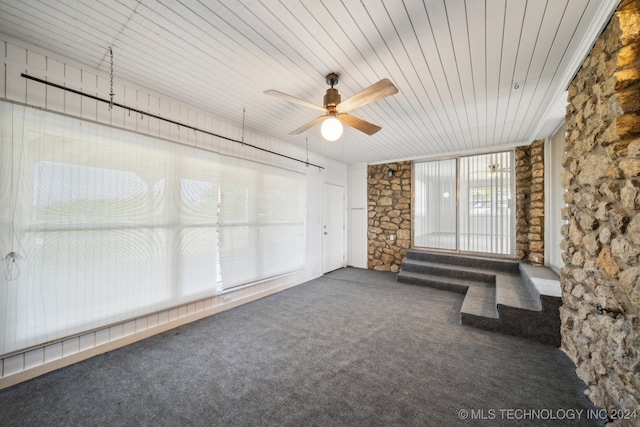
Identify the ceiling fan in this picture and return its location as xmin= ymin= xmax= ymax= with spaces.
xmin=264 ymin=73 xmax=398 ymax=141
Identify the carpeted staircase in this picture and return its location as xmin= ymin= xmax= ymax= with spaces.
xmin=397 ymin=250 xmax=562 ymax=346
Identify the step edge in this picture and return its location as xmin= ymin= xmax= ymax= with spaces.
xmin=406 ymin=248 xmax=518 ymax=260
xmin=406 ymin=249 xmax=519 ymax=266
xmin=400 ymin=264 xmax=496 ymax=283
xmin=460 ymin=297 xmax=499 ymax=319
xmin=519 ymin=263 xmax=562 ymax=298
xmin=397 ymin=271 xmax=494 ymax=288
xmin=397 ymin=272 xmax=496 ymax=297
xmin=401 ymin=258 xmax=498 ymax=273
xmin=494 ymin=274 xmax=543 ymax=312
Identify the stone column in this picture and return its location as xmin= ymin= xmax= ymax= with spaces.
xmin=561 ymin=0 xmax=640 ymax=416
xmin=367 ymin=162 xmax=412 ymax=272
xmin=515 ymin=140 xmax=545 ymax=265
xmin=529 ymin=140 xmax=545 ymax=265
xmin=515 ymin=145 xmax=532 ymax=261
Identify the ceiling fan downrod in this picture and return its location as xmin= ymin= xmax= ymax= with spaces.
xmin=324 ymin=73 xmax=341 ymax=110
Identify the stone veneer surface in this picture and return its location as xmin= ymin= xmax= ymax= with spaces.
xmin=515 ymin=140 xmax=545 ymax=265
xmin=367 ymin=162 xmax=411 ymax=272
xmin=561 ymin=0 xmax=640 ymax=420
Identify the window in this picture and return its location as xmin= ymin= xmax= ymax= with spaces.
xmin=0 ymin=102 xmax=306 ymax=355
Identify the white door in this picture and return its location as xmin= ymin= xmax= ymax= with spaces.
xmin=323 ymin=183 xmax=345 ymax=273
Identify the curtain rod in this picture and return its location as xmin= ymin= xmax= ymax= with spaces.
xmin=20 ymin=73 xmax=324 ymax=170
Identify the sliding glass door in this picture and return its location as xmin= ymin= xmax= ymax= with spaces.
xmin=414 ymin=159 xmax=457 ymax=250
xmin=413 ymin=152 xmax=514 ymax=256
xmin=459 ymin=152 xmax=513 ymax=254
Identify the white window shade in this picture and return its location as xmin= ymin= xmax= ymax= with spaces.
xmin=0 ymin=102 xmax=307 ymax=355
xmin=218 ymin=161 xmax=306 ymax=288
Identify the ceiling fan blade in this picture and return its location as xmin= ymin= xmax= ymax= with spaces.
xmin=289 ymin=115 xmax=327 ymax=135
xmin=264 ymin=89 xmax=326 ymax=112
xmin=337 ymin=78 xmax=398 ymax=113
xmin=338 ymin=113 xmax=381 ymax=135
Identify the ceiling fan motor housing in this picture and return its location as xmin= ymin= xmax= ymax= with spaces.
xmin=324 ymin=88 xmax=341 ymax=110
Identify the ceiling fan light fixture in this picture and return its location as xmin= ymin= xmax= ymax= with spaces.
xmin=321 ymin=116 xmax=343 ymax=141
xmin=265 ymin=73 xmax=397 ymax=139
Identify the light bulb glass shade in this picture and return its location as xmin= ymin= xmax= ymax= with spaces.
xmin=321 ymin=117 xmax=343 ymax=141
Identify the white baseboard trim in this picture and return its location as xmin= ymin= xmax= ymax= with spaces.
xmin=0 ymin=271 xmax=316 ymax=390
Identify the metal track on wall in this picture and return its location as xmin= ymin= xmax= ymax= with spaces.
xmin=20 ymin=73 xmax=324 ymax=170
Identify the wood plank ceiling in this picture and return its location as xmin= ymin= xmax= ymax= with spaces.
xmin=0 ymin=0 xmax=619 ymax=164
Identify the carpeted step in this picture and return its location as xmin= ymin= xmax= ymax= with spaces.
xmin=400 ymin=259 xmax=496 ymax=284
xmin=495 ymin=274 xmax=541 ymax=312
xmin=397 ymin=250 xmax=562 ymax=346
xmin=460 ymin=284 xmax=498 ymax=319
xmin=406 ymin=249 xmax=519 ymax=274
xmin=503 ymin=264 xmax=562 ymax=346
xmin=519 ymin=263 xmax=562 ymax=299
xmin=396 ymin=271 xmax=474 ymax=294
xmin=397 ymin=270 xmax=499 ymax=320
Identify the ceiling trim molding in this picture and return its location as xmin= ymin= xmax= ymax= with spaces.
xmin=368 ymin=141 xmax=528 ymax=165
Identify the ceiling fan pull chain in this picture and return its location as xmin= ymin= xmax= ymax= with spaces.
xmin=241 ymin=107 xmax=246 ymax=145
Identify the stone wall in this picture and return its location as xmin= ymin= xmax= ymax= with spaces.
xmin=515 ymin=140 xmax=545 ymax=265
xmin=367 ymin=162 xmax=412 ymax=272
xmin=561 ymin=0 xmax=640 ymax=418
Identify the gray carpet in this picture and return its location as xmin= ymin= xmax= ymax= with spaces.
xmin=0 ymin=268 xmax=603 ymax=426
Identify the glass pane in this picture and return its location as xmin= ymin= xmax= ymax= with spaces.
xmin=178 ymin=227 xmax=221 ymax=299
xmin=180 ymin=179 xmax=218 ymax=224
xmin=32 ymin=162 xmax=163 ymax=225
xmin=10 ymin=228 xmax=168 ymax=349
xmin=459 ymin=152 xmax=513 ymax=254
xmin=219 ymin=225 xmax=258 ymax=287
xmin=258 ymin=171 xmax=306 ymax=223
xmin=217 ymin=160 xmax=306 ymax=289
xmin=259 ymin=224 xmax=305 ymax=277
xmin=413 ymin=159 xmax=457 ymax=250
xmin=178 ymin=177 xmax=220 ymax=298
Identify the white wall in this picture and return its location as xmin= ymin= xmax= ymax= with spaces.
xmin=0 ymin=36 xmax=346 ymax=387
xmin=347 ymin=163 xmax=368 ymax=268
xmin=546 ymin=126 xmax=566 ymax=272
